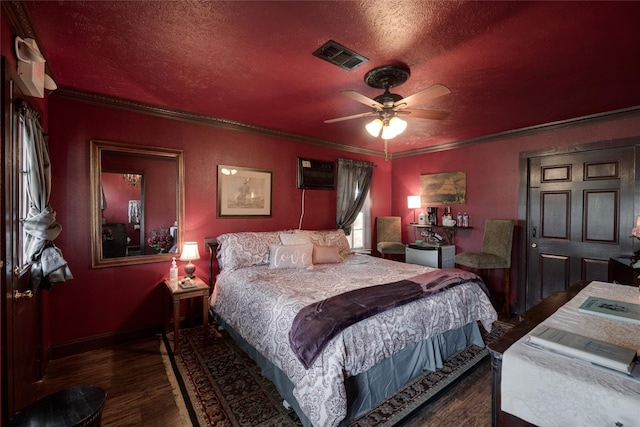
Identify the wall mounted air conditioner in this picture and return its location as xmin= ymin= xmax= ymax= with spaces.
xmin=296 ymin=158 xmax=336 ymax=190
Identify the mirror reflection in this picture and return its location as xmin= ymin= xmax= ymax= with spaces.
xmin=101 ymin=171 xmax=143 ymax=258
xmin=90 ymin=140 xmax=184 ymax=268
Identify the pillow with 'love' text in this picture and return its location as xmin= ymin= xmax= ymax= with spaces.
xmin=268 ymin=244 xmax=314 ymax=270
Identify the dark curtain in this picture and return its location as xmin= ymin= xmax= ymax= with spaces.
xmin=336 ymin=158 xmax=374 ymax=235
xmin=20 ymin=101 xmax=73 ymax=290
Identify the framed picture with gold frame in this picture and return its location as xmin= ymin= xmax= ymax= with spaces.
xmin=217 ymin=165 xmax=272 ymax=217
xmin=420 ymin=171 xmax=466 ymax=205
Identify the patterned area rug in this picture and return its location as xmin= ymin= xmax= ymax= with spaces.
xmin=162 ymin=321 xmax=512 ymax=427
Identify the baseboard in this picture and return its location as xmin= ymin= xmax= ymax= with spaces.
xmin=49 ymin=324 xmax=163 ymax=360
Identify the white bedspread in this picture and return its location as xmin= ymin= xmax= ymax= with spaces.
xmin=211 ymin=254 xmax=497 ymax=427
xmin=501 ymin=281 xmax=640 ymax=427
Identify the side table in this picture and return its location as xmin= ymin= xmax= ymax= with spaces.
xmin=163 ymin=276 xmax=209 ymax=353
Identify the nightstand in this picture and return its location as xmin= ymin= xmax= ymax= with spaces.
xmin=608 ymin=257 xmax=640 ymax=286
xmin=163 ymin=276 xmax=209 ymax=353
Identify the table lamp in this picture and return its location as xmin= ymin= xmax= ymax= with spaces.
xmin=407 ymin=195 xmax=421 ymax=224
xmin=179 ymin=242 xmax=201 ymax=278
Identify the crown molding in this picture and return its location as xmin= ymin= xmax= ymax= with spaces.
xmin=53 ymin=88 xmax=384 ymax=158
xmin=2 ymin=1 xmax=57 ymax=80
xmin=52 ymin=89 xmax=640 ymax=161
xmin=1 ymin=2 xmax=34 ymax=38
xmin=392 ymin=105 xmax=640 ymax=158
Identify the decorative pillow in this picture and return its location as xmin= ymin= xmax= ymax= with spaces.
xmin=294 ymin=229 xmax=352 ymax=258
xmin=312 ymin=245 xmax=343 ymax=264
xmin=268 ymin=244 xmax=313 ymax=270
xmin=216 ymin=230 xmax=294 ymax=271
xmin=280 ymin=233 xmax=311 ymax=245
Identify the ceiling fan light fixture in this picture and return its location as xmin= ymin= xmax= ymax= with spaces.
xmin=365 ymin=118 xmax=383 ymax=137
xmin=380 ymin=124 xmax=397 ymax=140
xmin=388 ymin=116 xmax=407 ymax=135
xmin=325 ymin=64 xmax=449 ymax=148
xmin=376 ymin=116 xmax=407 ymax=140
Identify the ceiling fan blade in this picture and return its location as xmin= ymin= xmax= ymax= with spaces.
xmin=397 ymin=109 xmax=450 ymax=120
xmin=397 ymin=84 xmax=451 ymax=109
xmin=341 ymin=90 xmax=384 ymax=109
xmin=324 ymin=111 xmax=377 ymax=124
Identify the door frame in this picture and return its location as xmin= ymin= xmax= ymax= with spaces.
xmin=517 ymin=136 xmax=640 ymax=314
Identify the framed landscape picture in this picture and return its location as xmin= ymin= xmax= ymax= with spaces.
xmin=217 ymin=165 xmax=272 ymax=217
xmin=420 ymin=171 xmax=466 ymax=205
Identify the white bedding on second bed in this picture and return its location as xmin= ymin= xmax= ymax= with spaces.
xmin=211 ymin=253 xmax=497 ymax=427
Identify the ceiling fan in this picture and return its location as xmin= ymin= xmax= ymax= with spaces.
xmin=325 ymin=64 xmax=450 ymax=140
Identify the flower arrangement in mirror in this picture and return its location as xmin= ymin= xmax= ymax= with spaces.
xmin=102 ymin=228 xmax=114 ymax=241
xmin=630 ymin=226 xmax=640 ymax=268
xmin=148 ymin=225 xmax=174 ymax=253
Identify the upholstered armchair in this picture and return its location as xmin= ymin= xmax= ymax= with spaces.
xmin=376 ymin=216 xmax=406 ymax=260
xmin=454 ymin=219 xmax=514 ymax=316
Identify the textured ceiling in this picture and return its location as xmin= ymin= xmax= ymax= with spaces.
xmin=16 ymin=1 xmax=640 ymax=156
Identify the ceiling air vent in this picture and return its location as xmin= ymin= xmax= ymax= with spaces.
xmin=313 ymin=40 xmax=368 ymax=71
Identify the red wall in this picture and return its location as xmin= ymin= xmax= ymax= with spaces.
xmin=45 ymin=95 xmax=391 ymax=347
xmin=391 ymin=115 xmax=640 ymax=301
xmin=39 ymin=96 xmax=640 ymax=348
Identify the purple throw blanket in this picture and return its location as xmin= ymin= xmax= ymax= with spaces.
xmin=289 ymin=268 xmax=484 ymax=369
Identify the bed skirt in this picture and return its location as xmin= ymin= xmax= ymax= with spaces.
xmin=217 ymin=318 xmax=484 ymax=426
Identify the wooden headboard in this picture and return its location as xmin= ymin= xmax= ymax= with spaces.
xmin=204 ymin=237 xmax=218 ymax=288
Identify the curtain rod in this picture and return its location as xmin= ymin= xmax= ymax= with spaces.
xmin=15 ymin=97 xmax=38 ymax=115
xmin=337 ymin=158 xmax=377 ymax=167
xmin=15 ymin=97 xmax=42 ymax=122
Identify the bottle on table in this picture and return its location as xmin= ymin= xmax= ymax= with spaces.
xmin=170 ymin=257 xmax=178 ymax=289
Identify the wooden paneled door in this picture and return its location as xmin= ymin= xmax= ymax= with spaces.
xmin=525 ymin=146 xmax=636 ymax=310
xmin=1 ymin=58 xmax=43 ymax=424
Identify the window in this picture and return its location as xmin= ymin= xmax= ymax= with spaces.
xmin=346 ymin=190 xmax=371 ymax=252
xmin=17 ymin=111 xmax=29 ymax=270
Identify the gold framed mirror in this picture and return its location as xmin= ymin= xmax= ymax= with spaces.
xmin=90 ymin=140 xmax=185 ymax=268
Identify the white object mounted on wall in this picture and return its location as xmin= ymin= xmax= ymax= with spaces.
xmin=14 ymin=36 xmax=57 ymax=98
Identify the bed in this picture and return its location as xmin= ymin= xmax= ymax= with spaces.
xmin=209 ymin=229 xmax=498 ymax=427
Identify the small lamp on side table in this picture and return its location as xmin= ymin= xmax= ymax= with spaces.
xmin=408 ymin=195 xmax=421 ymax=224
xmin=179 ymin=242 xmax=201 ymax=278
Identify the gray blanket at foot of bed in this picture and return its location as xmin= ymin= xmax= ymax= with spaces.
xmin=220 ymin=317 xmax=483 ymax=427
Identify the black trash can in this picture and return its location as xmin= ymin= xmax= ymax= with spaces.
xmin=11 ymin=385 xmax=107 ymax=427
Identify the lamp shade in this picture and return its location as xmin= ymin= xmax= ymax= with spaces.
xmin=380 ymin=125 xmax=394 ymax=140
xmin=388 ymin=116 xmax=407 ymax=135
xmin=179 ymin=242 xmax=201 ymax=279
xmin=407 ymin=195 xmax=421 ymax=209
xmin=379 ymin=116 xmax=407 ymax=140
xmin=365 ymin=118 xmax=383 ymax=137
xmin=179 ymin=242 xmax=201 ymax=261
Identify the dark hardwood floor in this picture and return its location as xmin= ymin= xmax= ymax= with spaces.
xmin=402 ymin=360 xmax=493 ymax=426
xmin=28 ymin=333 xmax=502 ymax=427
xmin=29 ymin=295 xmax=516 ymax=427
xmin=32 ymin=336 xmax=187 ymax=427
